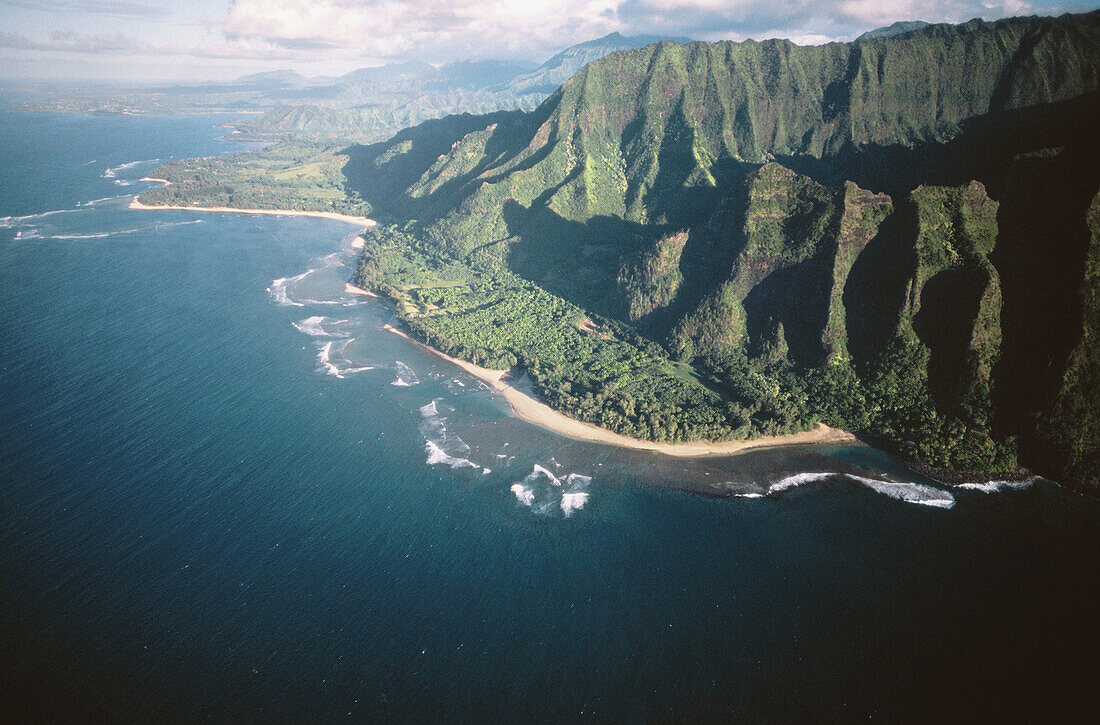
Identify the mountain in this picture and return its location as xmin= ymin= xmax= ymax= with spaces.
xmin=337 ymin=61 xmax=437 ymax=86
xmin=233 ymin=34 xmax=692 ymax=143
xmin=228 ymin=69 xmax=313 ymax=90
xmin=857 ymin=20 xmax=930 ymax=40
xmin=433 ymin=60 xmax=539 ymax=90
xmin=343 ymin=11 xmax=1100 ymax=490
xmin=492 ymin=31 xmax=693 ymax=96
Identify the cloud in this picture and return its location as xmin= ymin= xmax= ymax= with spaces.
xmin=0 ymin=0 xmax=1071 ymax=79
xmin=0 ymin=30 xmax=144 ymax=52
xmin=219 ymin=0 xmax=1051 ymax=63
xmin=0 ymin=29 xmax=309 ymax=62
xmin=0 ymin=1 xmax=170 ymax=18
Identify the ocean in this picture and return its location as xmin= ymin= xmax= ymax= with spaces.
xmin=1 ymin=110 xmax=1097 ymax=721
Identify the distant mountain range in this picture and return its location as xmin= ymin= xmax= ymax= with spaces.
xmin=232 ymin=33 xmax=695 ymax=143
xmin=856 ymin=20 xmax=931 ymax=40
xmin=12 ymin=33 xmax=693 ymax=143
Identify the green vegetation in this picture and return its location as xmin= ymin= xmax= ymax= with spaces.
xmin=339 ymin=11 xmax=1098 ymax=486
xmin=353 ymin=226 xmax=813 ymax=442
xmin=138 ymin=11 xmax=1100 ymax=489
xmin=138 ymin=143 xmax=372 ymax=217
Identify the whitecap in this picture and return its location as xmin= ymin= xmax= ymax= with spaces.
xmin=392 ymin=360 xmax=419 ymax=387
xmin=316 ymin=339 xmax=374 ymax=378
xmin=418 ymin=400 xmax=488 ymax=474
xmin=560 ymin=491 xmax=590 ymax=516
xmin=49 ymin=227 xmax=142 ymax=239
xmin=153 ymin=220 xmax=204 ymax=229
xmin=79 ymin=195 xmax=129 ymax=207
xmin=767 ymin=472 xmax=834 ymax=493
xmin=955 ymin=477 xmax=1037 ymax=494
xmin=759 ymin=471 xmax=955 ymax=508
xmin=847 ymin=474 xmax=956 ymax=509
xmin=510 ymin=464 xmax=592 ymax=517
xmin=296 ymin=316 xmax=327 ymax=336
xmin=511 ymin=483 xmax=536 ymax=506
xmin=296 ymin=298 xmax=343 ymax=306
xmin=268 ymin=272 xmax=310 ymax=306
xmin=293 ymin=316 xmax=350 ymax=338
xmin=0 ymin=207 xmax=81 ymax=227
xmin=425 ymin=440 xmax=480 ymax=470
xmin=102 ymin=159 xmax=158 ymax=179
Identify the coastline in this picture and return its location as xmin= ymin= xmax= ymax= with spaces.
xmin=345 ymin=282 xmax=379 ymax=297
xmin=130 ymin=197 xmax=377 ymax=228
xmin=382 ymin=324 xmax=857 ymax=457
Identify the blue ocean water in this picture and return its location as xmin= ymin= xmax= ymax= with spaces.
xmin=1 ymin=110 xmax=1098 ymax=721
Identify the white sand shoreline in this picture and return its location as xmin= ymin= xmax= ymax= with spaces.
xmin=130 ymin=198 xmax=376 ymax=227
xmin=382 ymin=324 xmax=856 ymax=457
xmin=345 ymin=282 xmax=379 ymax=297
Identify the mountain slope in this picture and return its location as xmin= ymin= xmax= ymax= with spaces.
xmin=341 ymin=12 xmax=1100 ymax=488
xmin=492 ymin=32 xmax=693 ymax=96
xmin=234 ymin=35 xmax=690 ymax=143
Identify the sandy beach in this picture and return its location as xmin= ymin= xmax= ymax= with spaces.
xmin=130 ymin=198 xmax=377 ymax=227
xmin=345 ymin=282 xmax=379 ymax=297
xmin=382 ymin=324 xmax=856 ymax=457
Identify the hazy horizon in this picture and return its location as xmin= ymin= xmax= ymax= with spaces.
xmin=2 ymin=0 xmax=1097 ymax=84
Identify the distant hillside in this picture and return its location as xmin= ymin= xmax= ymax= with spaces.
xmin=492 ymin=32 xmax=693 ymax=96
xmin=857 ymin=20 xmax=930 ymax=40
xmin=339 ymin=11 xmax=1100 ymax=489
xmin=234 ymin=33 xmax=691 ymax=143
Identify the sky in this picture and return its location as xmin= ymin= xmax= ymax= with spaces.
xmin=1 ymin=0 xmax=1096 ymax=83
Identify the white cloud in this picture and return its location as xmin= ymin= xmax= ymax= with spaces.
xmin=218 ymin=0 xmax=1049 ymax=63
xmin=0 ymin=0 xmax=1073 ymax=81
xmin=836 ymin=0 xmax=1034 ymax=27
xmin=0 ymin=1 xmax=169 ymax=18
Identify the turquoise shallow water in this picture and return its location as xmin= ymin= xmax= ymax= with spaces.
xmin=1 ymin=110 xmax=1098 ymax=721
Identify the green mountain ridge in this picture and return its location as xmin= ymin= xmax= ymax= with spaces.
xmin=336 ymin=11 xmax=1100 ymax=489
xmin=230 ymin=34 xmax=691 ymax=143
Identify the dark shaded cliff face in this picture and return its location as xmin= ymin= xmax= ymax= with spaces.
xmin=343 ymin=11 xmax=1100 ymax=490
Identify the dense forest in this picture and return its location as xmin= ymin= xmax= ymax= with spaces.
xmin=140 ymin=144 xmax=373 ymax=218
xmin=144 ymin=11 xmax=1100 ymax=490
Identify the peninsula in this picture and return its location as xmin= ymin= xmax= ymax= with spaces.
xmin=383 ymin=323 xmax=856 ymax=456
xmin=136 ymin=11 xmax=1100 ymax=492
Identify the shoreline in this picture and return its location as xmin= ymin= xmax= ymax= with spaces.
xmin=345 ymin=282 xmax=379 ymax=297
xmin=382 ymin=324 xmax=857 ymax=458
xmin=130 ymin=197 xmax=377 ymax=228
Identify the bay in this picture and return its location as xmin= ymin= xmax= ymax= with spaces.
xmin=1 ymin=110 xmax=1097 ymax=721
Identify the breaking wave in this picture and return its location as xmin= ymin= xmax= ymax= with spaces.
xmin=847 ymin=474 xmax=956 ymax=509
xmin=78 ymin=195 xmax=130 ymax=207
xmin=268 ymin=271 xmax=311 ymax=306
xmin=102 ymin=159 xmax=158 ymax=179
xmin=955 ymin=477 xmax=1038 ymax=494
xmin=392 ymin=360 xmax=419 ymax=387
xmin=49 ymin=227 xmax=143 ymax=239
xmin=751 ymin=471 xmax=956 ymax=509
xmin=293 ymin=316 xmax=351 ymax=338
xmin=0 ymin=207 xmax=82 ymax=227
xmin=418 ymin=398 xmax=489 ymax=474
xmin=767 ymin=472 xmax=833 ymax=494
xmin=316 ymin=339 xmax=375 ymax=378
xmin=510 ymin=464 xmax=592 ymax=517
xmin=267 ymin=249 xmax=356 ymax=307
